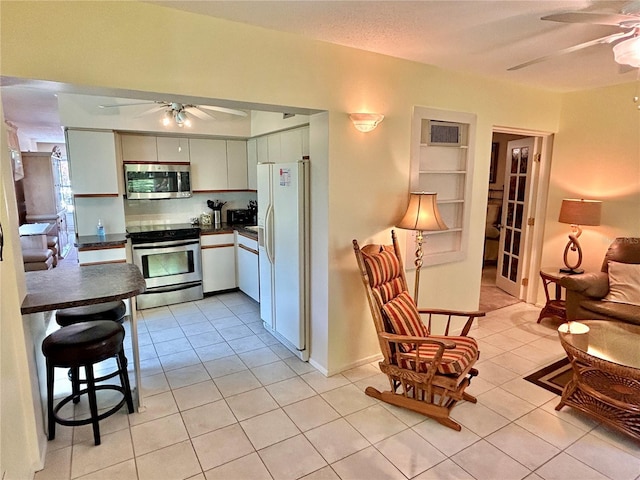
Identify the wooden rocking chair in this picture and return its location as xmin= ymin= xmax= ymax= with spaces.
xmin=353 ymin=230 xmax=485 ymax=431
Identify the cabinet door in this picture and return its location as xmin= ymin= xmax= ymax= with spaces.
xmin=202 ymin=246 xmax=237 ymax=292
xmin=267 ymin=134 xmax=281 ymax=163
xmin=237 ymin=239 xmax=259 ymax=302
xmin=67 ymin=130 xmax=119 ymax=194
xmin=227 ymin=140 xmax=248 ymax=190
xmin=247 ymin=138 xmax=258 ymax=190
xmin=256 ymin=136 xmax=269 ymax=164
xmin=157 ymin=137 xmax=190 ymax=163
xmin=121 ymin=134 xmax=157 ymax=162
xmin=190 ymin=138 xmax=228 ymax=191
xmin=280 ymin=129 xmax=303 ymax=162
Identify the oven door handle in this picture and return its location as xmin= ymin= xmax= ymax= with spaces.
xmin=132 ymin=240 xmax=200 ymax=250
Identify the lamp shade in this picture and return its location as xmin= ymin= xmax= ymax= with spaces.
xmin=396 ymin=192 xmax=448 ymax=231
xmin=558 ymin=199 xmax=602 ymax=226
xmin=349 ymin=113 xmax=384 ymax=132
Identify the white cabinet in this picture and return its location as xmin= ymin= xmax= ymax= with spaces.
xmin=254 ymin=126 xmax=309 ymax=165
xmin=77 ymin=246 xmax=127 ymax=266
xmin=121 ymin=134 xmax=157 ymax=162
xmin=280 ymin=128 xmax=303 ymax=162
xmin=247 ymin=138 xmax=258 ymax=190
xmin=67 ymin=129 xmax=119 ymax=195
xmin=236 ymin=232 xmax=259 ymax=302
xmin=121 ymin=135 xmax=190 ymax=163
xmin=190 ymin=138 xmax=228 ymax=191
xmin=256 ymin=136 xmax=269 ymax=164
xmin=227 ymin=140 xmax=248 ymax=190
xmin=157 ymin=136 xmax=190 ymax=163
xmin=201 ymin=233 xmax=236 ymax=293
xmin=267 ymin=134 xmax=281 ymax=163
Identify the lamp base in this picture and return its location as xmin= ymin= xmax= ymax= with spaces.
xmin=559 ymin=267 xmax=584 ymax=275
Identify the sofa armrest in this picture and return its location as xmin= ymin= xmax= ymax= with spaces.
xmin=560 ymin=272 xmax=609 ymax=299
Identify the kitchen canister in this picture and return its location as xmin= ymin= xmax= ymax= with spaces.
xmin=200 ymin=212 xmax=212 ymax=226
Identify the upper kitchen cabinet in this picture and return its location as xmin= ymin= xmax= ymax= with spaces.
xmin=121 ymin=134 xmax=157 ymax=162
xmin=254 ymin=126 xmax=309 ymax=164
xmin=227 ymin=140 xmax=248 ymax=190
xmin=247 ymin=138 xmax=258 ymax=190
xmin=190 ymin=138 xmax=228 ymax=191
xmin=280 ymin=128 xmax=304 ymax=162
xmin=66 ymin=129 xmax=119 ymax=195
xmin=157 ymin=136 xmax=190 ymax=163
xmin=121 ymin=134 xmax=190 ymax=163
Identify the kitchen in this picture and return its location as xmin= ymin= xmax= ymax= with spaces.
xmin=48 ymin=92 xmax=313 ymax=362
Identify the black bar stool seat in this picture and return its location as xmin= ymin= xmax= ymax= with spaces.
xmin=55 ymin=300 xmax=126 ymax=326
xmin=42 ymin=320 xmax=134 ymax=446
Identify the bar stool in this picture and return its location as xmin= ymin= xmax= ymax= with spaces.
xmin=55 ymin=300 xmax=127 ymax=326
xmin=55 ymin=301 xmax=128 ymax=403
xmin=42 ymin=320 xmax=134 ymax=446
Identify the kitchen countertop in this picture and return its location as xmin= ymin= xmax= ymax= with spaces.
xmin=21 ymin=263 xmax=146 ymax=314
xmin=75 ymin=233 xmax=128 ymax=249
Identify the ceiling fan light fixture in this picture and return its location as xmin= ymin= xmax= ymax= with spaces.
xmin=162 ymin=110 xmax=173 ymax=126
xmin=613 ymin=35 xmax=640 ymax=68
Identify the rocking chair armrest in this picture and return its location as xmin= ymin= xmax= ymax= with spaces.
xmin=378 ymin=331 xmax=456 ymax=349
xmin=416 ymin=309 xmax=485 ymax=336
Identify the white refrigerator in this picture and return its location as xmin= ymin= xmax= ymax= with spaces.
xmin=257 ymin=161 xmax=310 ymax=360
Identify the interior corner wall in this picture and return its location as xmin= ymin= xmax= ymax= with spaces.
xmin=1 ymin=107 xmax=42 ymax=480
xmin=1 ymin=1 xmax=566 ymax=376
xmin=538 ymin=82 xmax=640 ymax=300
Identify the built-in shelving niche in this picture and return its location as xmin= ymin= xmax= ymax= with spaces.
xmin=406 ymin=107 xmax=477 ymax=268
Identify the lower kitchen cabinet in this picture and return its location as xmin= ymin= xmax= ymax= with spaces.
xmin=201 ymin=233 xmax=236 ymax=293
xmin=236 ymin=232 xmax=259 ymax=302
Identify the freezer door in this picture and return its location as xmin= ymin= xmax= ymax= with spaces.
xmin=272 ymin=162 xmax=307 ymax=350
xmin=257 ymin=163 xmax=274 ymax=327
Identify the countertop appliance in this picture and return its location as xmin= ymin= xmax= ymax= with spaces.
xmin=227 ymin=209 xmax=254 ymax=225
xmin=257 ymin=161 xmax=309 ymax=361
xmin=128 ymin=224 xmax=203 ymax=309
xmin=124 ymin=163 xmax=191 ymax=200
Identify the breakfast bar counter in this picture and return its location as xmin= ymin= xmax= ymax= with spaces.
xmin=21 ymin=263 xmax=145 ymax=314
xmin=21 ymin=263 xmax=148 ymax=425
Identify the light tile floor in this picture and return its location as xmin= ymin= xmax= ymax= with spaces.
xmin=35 ymin=295 xmax=640 ymax=480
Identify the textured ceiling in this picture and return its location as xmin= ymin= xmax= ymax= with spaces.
xmin=3 ymin=0 xmax=639 ymax=144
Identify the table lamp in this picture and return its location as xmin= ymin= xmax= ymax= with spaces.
xmin=396 ymin=192 xmax=448 ymax=301
xmin=558 ymin=198 xmax=602 ymax=274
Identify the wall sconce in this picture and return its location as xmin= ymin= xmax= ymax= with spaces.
xmin=349 ymin=113 xmax=384 ymax=133
xmin=396 ymin=192 xmax=448 ymax=301
xmin=558 ymin=198 xmax=602 ymax=274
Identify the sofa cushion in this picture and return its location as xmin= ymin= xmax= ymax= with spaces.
xmin=579 ymin=299 xmax=640 ymax=326
xmin=604 ymin=261 xmax=640 ymax=307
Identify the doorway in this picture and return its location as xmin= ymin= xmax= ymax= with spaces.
xmin=480 ymin=129 xmax=553 ymax=311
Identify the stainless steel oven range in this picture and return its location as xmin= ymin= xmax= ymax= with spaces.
xmin=128 ymin=225 xmax=203 ymax=309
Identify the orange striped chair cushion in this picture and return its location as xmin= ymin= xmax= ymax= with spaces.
xmin=399 ymin=335 xmax=479 ymax=375
xmin=362 ymin=248 xmax=405 ymax=305
xmin=381 ymin=291 xmax=429 ymax=351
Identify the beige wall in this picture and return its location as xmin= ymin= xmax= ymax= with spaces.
xmin=539 ymin=82 xmax=640 ymax=280
xmin=1 ymin=6 xmax=637 ymax=474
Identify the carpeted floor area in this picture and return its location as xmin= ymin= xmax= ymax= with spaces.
xmin=479 ymin=264 xmax=521 ymax=312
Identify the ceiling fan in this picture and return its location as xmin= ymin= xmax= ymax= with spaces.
xmin=508 ymin=1 xmax=640 ymax=71
xmin=99 ymin=101 xmax=248 ymax=127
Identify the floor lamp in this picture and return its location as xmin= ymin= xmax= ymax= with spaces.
xmin=396 ymin=192 xmax=448 ymax=302
xmin=558 ymin=198 xmax=602 ymax=274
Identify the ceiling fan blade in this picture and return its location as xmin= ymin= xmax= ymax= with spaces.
xmin=508 ymin=31 xmax=633 ymax=71
xmin=541 ymin=11 xmax=639 ymax=27
xmin=196 ymin=105 xmax=248 ymax=117
xmin=186 ymin=106 xmax=215 ymax=120
xmin=133 ymin=105 xmax=167 ymax=118
xmin=99 ymin=101 xmax=158 ymax=109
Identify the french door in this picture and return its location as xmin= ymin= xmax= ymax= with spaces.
xmin=495 ymin=137 xmax=539 ymax=297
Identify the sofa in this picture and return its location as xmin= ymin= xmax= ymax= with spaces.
xmin=560 ymin=237 xmax=640 ymax=326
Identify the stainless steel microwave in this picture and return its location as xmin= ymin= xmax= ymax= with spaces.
xmin=124 ymin=163 xmax=192 ymax=200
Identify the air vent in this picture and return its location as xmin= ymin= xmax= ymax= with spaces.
xmin=427 ymin=120 xmax=462 ymax=146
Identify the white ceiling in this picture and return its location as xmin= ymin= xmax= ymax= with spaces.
xmin=3 ymin=0 xmax=639 ymax=145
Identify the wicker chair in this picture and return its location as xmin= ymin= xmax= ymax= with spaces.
xmin=352 ymin=230 xmax=485 ymax=431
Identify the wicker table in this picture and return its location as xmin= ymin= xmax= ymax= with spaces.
xmin=556 ymin=320 xmax=640 ymax=440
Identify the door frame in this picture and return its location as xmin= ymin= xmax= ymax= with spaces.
xmin=492 ymin=126 xmax=554 ymax=305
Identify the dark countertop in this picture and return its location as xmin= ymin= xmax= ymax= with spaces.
xmin=200 ymin=223 xmax=258 ymax=240
xmin=21 ymin=263 xmax=146 ymax=314
xmin=75 ymin=233 xmax=128 ymax=249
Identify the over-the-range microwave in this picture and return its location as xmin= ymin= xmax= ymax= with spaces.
xmin=124 ymin=163 xmax=192 ymax=200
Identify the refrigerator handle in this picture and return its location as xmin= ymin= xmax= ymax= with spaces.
xmin=265 ymin=204 xmax=275 ymax=264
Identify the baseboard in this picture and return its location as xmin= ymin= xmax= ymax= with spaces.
xmin=313 ymin=353 xmax=383 ymax=378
